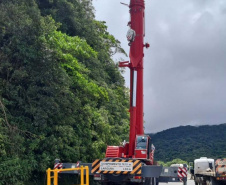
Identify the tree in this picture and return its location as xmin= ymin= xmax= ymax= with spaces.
xmin=0 ymin=0 xmax=129 ymax=184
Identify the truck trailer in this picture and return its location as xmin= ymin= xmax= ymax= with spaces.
xmin=194 ymin=157 xmax=226 ymax=185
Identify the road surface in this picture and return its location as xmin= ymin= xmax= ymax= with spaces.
xmin=160 ymin=175 xmax=195 ymax=185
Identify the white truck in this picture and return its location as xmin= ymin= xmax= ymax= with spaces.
xmin=193 ymin=157 xmax=226 ymax=185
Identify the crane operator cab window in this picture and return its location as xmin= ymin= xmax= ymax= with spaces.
xmin=136 ymin=136 xmax=148 ymax=149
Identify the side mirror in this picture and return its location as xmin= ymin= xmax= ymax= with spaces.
xmin=209 ymin=162 xmax=213 ymax=169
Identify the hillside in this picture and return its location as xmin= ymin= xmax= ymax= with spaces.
xmin=150 ymin=124 xmax=226 ymax=162
xmin=0 ymin=0 xmax=129 ymax=184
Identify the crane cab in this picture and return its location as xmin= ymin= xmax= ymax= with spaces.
xmin=134 ymin=135 xmax=151 ymax=159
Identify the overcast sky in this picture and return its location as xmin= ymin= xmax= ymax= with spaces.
xmin=93 ymin=0 xmax=226 ymax=133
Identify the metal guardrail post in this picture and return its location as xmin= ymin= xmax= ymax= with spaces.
xmin=81 ymin=166 xmax=84 ymax=185
xmin=85 ymin=166 xmax=89 ymax=185
xmin=47 ymin=168 xmax=51 ymax=185
xmin=54 ymin=168 xmax=58 ymax=185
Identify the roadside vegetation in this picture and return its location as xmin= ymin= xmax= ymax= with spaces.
xmin=157 ymin=158 xmax=188 ymax=167
xmin=0 ymin=0 xmax=129 ymax=184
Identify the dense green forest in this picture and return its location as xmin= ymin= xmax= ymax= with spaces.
xmin=150 ymin=124 xmax=226 ymax=163
xmin=0 ymin=0 xmax=130 ymax=184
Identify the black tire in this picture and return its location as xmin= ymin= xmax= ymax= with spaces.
xmin=155 ymin=178 xmax=159 ymax=185
xmin=210 ymin=177 xmax=217 ymax=185
xmin=151 ymin=177 xmax=158 ymax=185
xmin=105 ymin=174 xmax=127 ymax=183
xmin=144 ymin=177 xmax=151 ymax=185
xmin=195 ymin=179 xmax=198 ymax=185
xmin=206 ymin=180 xmax=211 ymax=185
xmin=194 ymin=175 xmax=199 ymax=185
xmin=101 ymin=182 xmax=109 ymax=185
xmin=144 ymin=177 xmax=158 ymax=185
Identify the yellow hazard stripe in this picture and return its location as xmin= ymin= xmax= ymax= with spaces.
xmin=131 ymin=163 xmax=142 ymax=174
xmin=92 ymin=163 xmax=100 ymax=173
xmin=93 ymin=159 xmax=142 ymax=175
xmin=91 ymin=159 xmax=101 ymax=173
xmin=97 ymin=159 xmax=106 ymax=173
xmin=92 ymin=159 xmax=100 ymax=167
xmin=132 ymin=160 xmax=140 ymax=168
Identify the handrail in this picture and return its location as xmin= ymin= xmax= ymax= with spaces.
xmin=46 ymin=166 xmax=89 ymax=185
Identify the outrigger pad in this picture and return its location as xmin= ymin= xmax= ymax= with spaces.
xmin=142 ymin=166 xmax=163 ymax=177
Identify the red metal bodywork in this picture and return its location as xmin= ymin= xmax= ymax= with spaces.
xmin=128 ymin=0 xmax=145 ymax=157
xmin=135 ymin=149 xmax=147 ymax=159
xmin=107 ymin=0 xmax=151 ymax=162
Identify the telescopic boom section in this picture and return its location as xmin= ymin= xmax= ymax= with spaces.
xmin=128 ymin=0 xmax=145 ymax=157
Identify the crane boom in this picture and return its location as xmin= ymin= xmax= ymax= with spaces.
xmin=120 ymin=0 xmax=147 ymax=157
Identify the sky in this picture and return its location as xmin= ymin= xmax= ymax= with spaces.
xmin=93 ymin=0 xmax=226 ymax=133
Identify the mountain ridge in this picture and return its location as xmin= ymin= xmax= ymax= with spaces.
xmin=148 ymin=123 xmax=226 ymax=162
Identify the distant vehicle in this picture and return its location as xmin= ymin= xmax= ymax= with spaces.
xmin=193 ymin=157 xmax=226 ymax=185
xmin=170 ymin=164 xmax=184 ymax=168
xmin=159 ymin=164 xmax=187 ymax=185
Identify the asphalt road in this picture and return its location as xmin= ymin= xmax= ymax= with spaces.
xmin=160 ymin=175 xmax=195 ymax=185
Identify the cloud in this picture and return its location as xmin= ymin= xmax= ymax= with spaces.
xmin=93 ymin=0 xmax=226 ymax=133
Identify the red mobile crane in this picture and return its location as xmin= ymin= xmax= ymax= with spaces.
xmin=91 ymin=1 xmax=163 ymax=184
xmin=104 ymin=0 xmax=151 ymax=161
xmin=53 ymin=1 xmax=188 ymax=185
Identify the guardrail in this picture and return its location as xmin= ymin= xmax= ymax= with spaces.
xmin=46 ymin=166 xmax=89 ymax=185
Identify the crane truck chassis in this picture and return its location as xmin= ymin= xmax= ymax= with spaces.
xmin=53 ymin=159 xmax=188 ymax=185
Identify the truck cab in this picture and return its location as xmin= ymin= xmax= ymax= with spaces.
xmin=134 ymin=135 xmax=153 ymax=160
